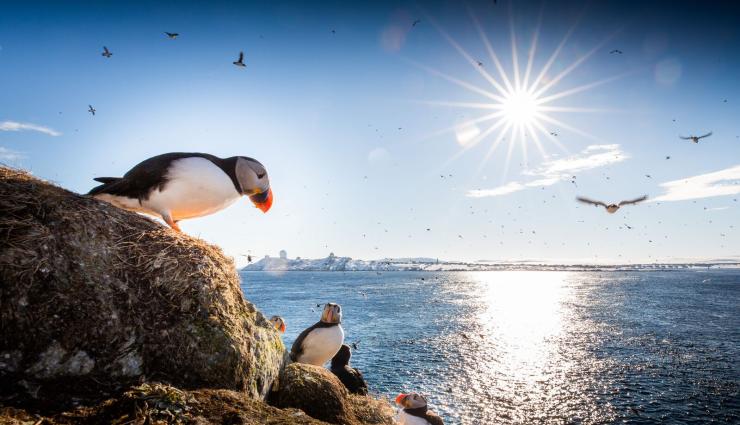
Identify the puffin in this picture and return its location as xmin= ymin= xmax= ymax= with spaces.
xmin=330 ymin=344 xmax=368 ymax=395
xmin=290 ymin=303 xmax=344 ymax=366
xmin=89 ymin=152 xmax=272 ymax=231
xmin=576 ymin=195 xmax=647 ymax=214
xmin=270 ymin=315 xmax=286 ymax=333
xmin=395 ymin=393 xmax=444 ymax=425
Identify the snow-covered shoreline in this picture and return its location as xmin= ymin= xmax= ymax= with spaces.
xmin=241 ymin=252 xmax=740 ymax=272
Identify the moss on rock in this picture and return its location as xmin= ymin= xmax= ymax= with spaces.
xmin=0 ymin=167 xmax=284 ymax=404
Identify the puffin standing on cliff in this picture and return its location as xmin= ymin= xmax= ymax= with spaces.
xmin=270 ymin=315 xmax=287 ymax=333
xmin=330 ymin=344 xmax=368 ymax=395
xmin=395 ymin=393 xmax=444 ymax=425
xmin=89 ymin=152 xmax=273 ymax=231
xmin=290 ymin=303 xmax=344 ymax=366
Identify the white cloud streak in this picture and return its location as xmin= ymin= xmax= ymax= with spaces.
xmin=0 ymin=121 xmax=61 ymax=137
xmin=467 ymin=144 xmax=627 ymax=198
xmin=652 ymin=164 xmax=740 ymax=202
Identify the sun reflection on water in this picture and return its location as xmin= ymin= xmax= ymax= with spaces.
xmin=476 ymin=271 xmax=569 ymax=383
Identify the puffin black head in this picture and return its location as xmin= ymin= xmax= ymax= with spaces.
xmin=235 ymin=156 xmax=272 ymax=213
xmin=331 ymin=344 xmax=351 ymax=368
xmin=395 ymin=392 xmax=427 ymax=410
xmin=321 ymin=303 xmax=342 ymax=324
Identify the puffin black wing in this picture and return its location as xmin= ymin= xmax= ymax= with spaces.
xmin=88 ymin=152 xmax=232 ymax=200
xmin=290 ymin=322 xmax=318 ymax=361
xmin=424 ymin=411 xmax=445 ymax=425
xmin=290 ymin=321 xmax=335 ymax=361
xmin=93 ymin=177 xmax=120 ymax=184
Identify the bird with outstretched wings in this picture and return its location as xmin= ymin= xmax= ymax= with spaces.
xmin=577 ymin=195 xmax=647 ymax=213
xmin=680 ymin=132 xmax=712 ymax=143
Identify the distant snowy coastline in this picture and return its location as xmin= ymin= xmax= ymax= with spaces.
xmin=241 ymin=252 xmax=740 ymax=272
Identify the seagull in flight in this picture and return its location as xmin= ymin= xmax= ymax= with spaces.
xmin=577 ymin=195 xmax=648 ymax=214
xmin=609 ymin=49 xmax=623 ymax=54
xmin=680 ymin=132 xmax=712 ymax=143
xmin=88 ymin=105 xmax=96 ymax=116
xmin=233 ymin=51 xmax=246 ymax=67
xmin=101 ymin=46 xmax=112 ymax=58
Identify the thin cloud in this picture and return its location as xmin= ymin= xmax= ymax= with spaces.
xmin=0 ymin=147 xmax=25 ymax=161
xmin=0 ymin=120 xmax=61 ymax=137
xmin=467 ymin=144 xmax=627 ymax=198
xmin=652 ymin=164 xmax=740 ymax=202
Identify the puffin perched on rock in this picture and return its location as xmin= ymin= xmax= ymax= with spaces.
xmin=290 ymin=303 xmax=344 ymax=366
xmin=330 ymin=344 xmax=368 ymax=395
xmin=270 ymin=315 xmax=286 ymax=333
xmin=89 ymin=152 xmax=272 ymax=231
xmin=396 ymin=393 xmax=444 ymax=425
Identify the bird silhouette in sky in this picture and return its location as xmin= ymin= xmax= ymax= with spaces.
xmin=412 ymin=19 xmax=421 ymax=27
xmin=88 ymin=105 xmax=96 ymax=116
xmin=577 ymin=195 xmax=648 ymax=214
xmin=164 ymin=32 xmax=179 ymax=39
xmin=680 ymin=132 xmax=712 ymax=143
xmin=101 ymin=46 xmax=112 ymax=58
xmin=233 ymin=51 xmax=246 ymax=67
xmin=610 ymin=49 xmax=623 ymax=54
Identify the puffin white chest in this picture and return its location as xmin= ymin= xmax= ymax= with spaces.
xmin=398 ymin=410 xmax=432 ymax=425
xmin=143 ymin=157 xmax=241 ymax=220
xmin=298 ymin=325 xmax=344 ymax=366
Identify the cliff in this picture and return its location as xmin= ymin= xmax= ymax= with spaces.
xmin=0 ymin=167 xmax=394 ymax=424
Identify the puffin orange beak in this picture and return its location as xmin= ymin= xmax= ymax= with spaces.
xmin=279 ymin=322 xmax=286 ymax=333
xmin=251 ymin=188 xmax=273 ymax=213
xmin=395 ymin=394 xmax=407 ymax=405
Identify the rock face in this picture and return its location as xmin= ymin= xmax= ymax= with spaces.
xmin=0 ymin=167 xmax=284 ymax=403
xmin=276 ymin=364 xmax=395 ymax=425
xmin=1 ymin=382 xmax=329 ymax=425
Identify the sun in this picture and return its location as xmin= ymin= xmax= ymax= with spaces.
xmin=416 ymin=4 xmax=622 ymax=171
xmin=501 ymin=90 xmax=539 ymax=126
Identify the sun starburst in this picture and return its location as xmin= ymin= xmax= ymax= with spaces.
xmin=414 ymin=3 xmax=625 ymax=175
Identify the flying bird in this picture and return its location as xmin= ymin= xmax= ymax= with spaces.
xmin=680 ymin=132 xmax=712 ymax=143
xmin=610 ymin=49 xmax=623 ymax=54
xmin=101 ymin=46 xmax=112 ymax=58
xmin=412 ymin=19 xmax=421 ymax=27
xmin=89 ymin=152 xmax=272 ymax=232
xmin=233 ymin=51 xmax=246 ymax=67
xmin=477 ymin=60 xmax=483 ymax=66
xmin=576 ymin=195 xmax=648 ymax=214
xmin=164 ymin=32 xmax=179 ymax=39
xmin=88 ymin=105 xmax=96 ymax=116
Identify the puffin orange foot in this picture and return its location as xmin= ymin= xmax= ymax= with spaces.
xmin=162 ymin=213 xmax=182 ymax=232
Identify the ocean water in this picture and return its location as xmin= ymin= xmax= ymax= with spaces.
xmin=240 ymin=270 xmax=740 ymax=424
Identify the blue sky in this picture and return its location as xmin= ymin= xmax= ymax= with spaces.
xmin=1 ymin=0 xmax=739 ymax=265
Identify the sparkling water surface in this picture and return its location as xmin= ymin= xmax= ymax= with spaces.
xmin=240 ymin=270 xmax=740 ymax=424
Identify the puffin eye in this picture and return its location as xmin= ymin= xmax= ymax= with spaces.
xmin=256 ymin=172 xmax=266 ymax=179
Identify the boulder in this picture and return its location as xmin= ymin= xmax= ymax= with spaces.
xmin=275 ymin=363 xmax=395 ymax=425
xmin=0 ymin=167 xmax=284 ymax=405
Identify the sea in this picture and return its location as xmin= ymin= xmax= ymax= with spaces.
xmin=240 ymin=270 xmax=740 ymax=424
